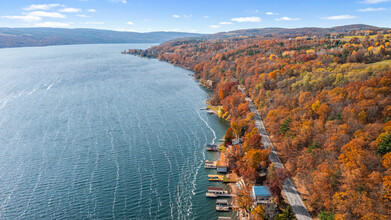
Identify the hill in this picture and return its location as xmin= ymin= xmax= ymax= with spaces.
xmin=0 ymin=28 xmax=203 ymax=48
xmin=198 ymin=24 xmax=386 ymax=39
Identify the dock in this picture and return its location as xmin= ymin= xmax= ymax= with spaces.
xmin=208 ymin=174 xmax=224 ymax=182
xmin=205 ymin=160 xmax=217 ymax=169
xmin=216 ymin=199 xmax=232 ymax=212
xmin=207 ymin=144 xmax=219 ymax=151
xmin=206 ymin=187 xmax=233 ymax=198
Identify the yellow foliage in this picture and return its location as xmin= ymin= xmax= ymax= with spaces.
xmin=311 ymin=100 xmax=321 ymax=112
xmin=382 ymin=152 xmax=391 ymax=169
xmin=217 ymin=107 xmax=224 ymax=118
xmin=306 ymin=49 xmax=315 ymax=54
xmin=269 ymin=54 xmax=276 ymax=60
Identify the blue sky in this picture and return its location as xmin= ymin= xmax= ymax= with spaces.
xmin=0 ymin=0 xmax=390 ymax=33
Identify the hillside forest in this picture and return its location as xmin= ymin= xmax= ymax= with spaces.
xmin=129 ymin=29 xmax=391 ymax=219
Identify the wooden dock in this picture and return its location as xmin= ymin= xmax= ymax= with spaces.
xmin=205 ymin=160 xmax=217 ymax=169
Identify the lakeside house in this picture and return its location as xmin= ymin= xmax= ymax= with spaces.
xmin=252 ymin=186 xmax=271 ymax=204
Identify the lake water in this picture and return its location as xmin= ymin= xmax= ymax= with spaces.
xmin=0 ymin=44 xmax=231 ymax=219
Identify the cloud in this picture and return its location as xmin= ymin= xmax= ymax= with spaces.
xmin=2 ymin=15 xmax=42 ymax=22
xmin=209 ymin=25 xmax=220 ymax=28
xmin=115 ymin=29 xmax=137 ymax=32
xmin=88 ymin=9 xmax=96 ymax=12
xmin=34 ymin=22 xmax=70 ymax=28
xmin=219 ymin=21 xmax=233 ymax=25
xmin=361 ymin=0 xmax=390 ymax=3
xmin=266 ymin=12 xmax=279 ymax=15
xmin=275 ymin=16 xmax=300 ymax=21
xmin=358 ymin=7 xmax=386 ymax=11
xmin=23 ymin=4 xmax=61 ymax=11
xmin=59 ymin=8 xmax=81 ymax=13
xmin=231 ymin=16 xmax=261 ymax=22
xmin=172 ymin=14 xmax=180 ymax=18
xmin=76 ymin=14 xmax=91 ymax=18
xmin=204 ymin=15 xmax=209 ymax=18
xmin=127 ymin=21 xmax=134 ymax=25
xmin=28 ymin=11 xmax=66 ymax=18
xmin=86 ymin=21 xmax=104 ymax=25
xmin=322 ymin=15 xmax=356 ymax=20
xmin=111 ymin=0 xmax=127 ymax=3
xmin=183 ymin=14 xmax=192 ymax=18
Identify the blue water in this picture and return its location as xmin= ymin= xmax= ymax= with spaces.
xmin=0 ymin=44 xmax=231 ymax=219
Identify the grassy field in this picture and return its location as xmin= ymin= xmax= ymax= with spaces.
xmin=343 ymin=34 xmax=391 ymax=40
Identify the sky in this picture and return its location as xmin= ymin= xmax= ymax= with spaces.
xmin=0 ymin=0 xmax=390 ymax=33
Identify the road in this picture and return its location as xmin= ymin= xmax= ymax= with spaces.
xmin=240 ymin=86 xmax=312 ymax=220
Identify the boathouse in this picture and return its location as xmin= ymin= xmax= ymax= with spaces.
xmin=216 ymin=161 xmax=228 ymax=173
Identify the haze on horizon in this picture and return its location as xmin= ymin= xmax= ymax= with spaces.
xmin=0 ymin=0 xmax=391 ymax=34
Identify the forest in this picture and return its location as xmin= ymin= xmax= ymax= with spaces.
xmin=129 ymin=28 xmax=391 ymax=219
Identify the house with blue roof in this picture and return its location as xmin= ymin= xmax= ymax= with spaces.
xmin=252 ymin=185 xmax=271 ymax=203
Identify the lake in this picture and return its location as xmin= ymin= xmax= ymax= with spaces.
xmin=0 ymin=44 xmax=231 ymax=219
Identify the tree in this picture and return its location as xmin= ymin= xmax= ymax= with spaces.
xmin=235 ymin=186 xmax=254 ymax=213
xmin=266 ymin=164 xmax=290 ymax=205
xmin=377 ymin=133 xmax=391 ymax=155
xmin=275 ymin=206 xmax=295 ymax=220
xmin=251 ymin=205 xmax=267 ymax=220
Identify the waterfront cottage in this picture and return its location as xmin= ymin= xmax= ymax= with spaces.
xmin=252 ymin=186 xmax=271 ymax=203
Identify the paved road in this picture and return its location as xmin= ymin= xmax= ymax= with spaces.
xmin=240 ymin=86 xmax=312 ymax=220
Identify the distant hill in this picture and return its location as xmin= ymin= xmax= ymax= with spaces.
xmin=199 ymin=24 xmax=388 ymax=39
xmin=0 ymin=28 xmax=204 ymax=48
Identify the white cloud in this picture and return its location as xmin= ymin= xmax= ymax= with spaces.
xmin=24 ymin=4 xmax=61 ymax=11
xmin=88 ymin=9 xmax=96 ymax=12
xmin=59 ymin=8 xmax=81 ymax=13
xmin=275 ymin=16 xmax=300 ymax=21
xmin=189 ymin=29 xmax=197 ymax=33
xmin=115 ymin=29 xmax=137 ymax=32
xmin=231 ymin=16 xmax=261 ymax=22
xmin=266 ymin=12 xmax=279 ymax=15
xmin=172 ymin=14 xmax=180 ymax=18
xmin=76 ymin=14 xmax=90 ymax=18
xmin=358 ymin=7 xmax=386 ymax=11
xmin=220 ymin=21 xmax=233 ymax=25
xmin=209 ymin=25 xmax=220 ymax=28
xmin=2 ymin=15 xmax=42 ymax=22
xmin=361 ymin=0 xmax=390 ymax=3
xmin=28 ymin=11 xmax=66 ymax=18
xmin=86 ymin=21 xmax=104 ymax=25
xmin=111 ymin=0 xmax=127 ymax=3
xmin=34 ymin=22 xmax=70 ymax=28
xmin=322 ymin=15 xmax=356 ymax=20
xmin=127 ymin=21 xmax=134 ymax=25
xmin=204 ymin=15 xmax=209 ymax=18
